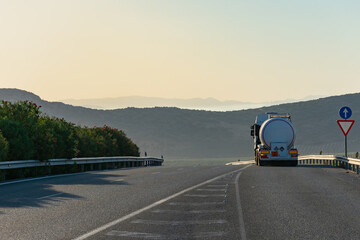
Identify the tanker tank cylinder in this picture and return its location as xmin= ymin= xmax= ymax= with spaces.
xmin=259 ymin=117 xmax=296 ymax=150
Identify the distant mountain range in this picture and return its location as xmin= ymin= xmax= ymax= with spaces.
xmin=61 ymin=95 xmax=323 ymax=111
xmin=0 ymin=88 xmax=358 ymax=159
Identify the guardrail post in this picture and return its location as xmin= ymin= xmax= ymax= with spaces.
xmin=0 ymin=170 xmax=5 ymax=181
xmin=98 ymin=163 xmax=102 ymax=170
xmin=81 ymin=164 xmax=85 ymax=172
xmin=357 ymin=165 xmax=359 ymax=174
xmin=47 ymin=162 xmax=51 ymax=175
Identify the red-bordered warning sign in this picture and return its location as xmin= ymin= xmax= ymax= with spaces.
xmin=337 ymin=120 xmax=355 ymax=136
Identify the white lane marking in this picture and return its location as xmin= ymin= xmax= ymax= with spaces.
xmin=235 ymin=171 xmax=247 ymax=240
xmin=131 ymin=219 xmax=227 ymax=225
xmin=37 ymin=193 xmax=63 ymax=200
xmin=107 ymin=231 xmax=162 ymax=238
xmin=184 ymin=194 xmax=225 ymax=197
xmin=168 ymin=202 xmax=224 ymax=206
xmin=112 ymin=178 xmax=124 ymax=182
xmin=106 ymin=230 xmax=226 ymax=239
xmin=73 ymin=164 xmax=251 ymax=240
xmin=196 ymin=188 xmax=226 ymax=192
xmin=0 ymin=166 xmax=133 ymax=186
xmin=151 ymin=172 xmax=161 ymax=175
xmin=151 ymin=209 xmax=226 ymax=214
xmin=0 ymin=172 xmax=86 ymax=186
xmin=207 ymin=184 xmax=228 ymax=187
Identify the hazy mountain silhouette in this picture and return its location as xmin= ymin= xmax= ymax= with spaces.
xmin=0 ymin=88 xmax=357 ymax=159
xmin=61 ymin=95 xmax=323 ymax=111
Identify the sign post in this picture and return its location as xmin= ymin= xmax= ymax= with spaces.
xmin=338 ymin=106 xmax=354 ymax=157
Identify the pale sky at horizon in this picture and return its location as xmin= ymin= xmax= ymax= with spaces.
xmin=1 ymin=0 xmax=360 ymax=102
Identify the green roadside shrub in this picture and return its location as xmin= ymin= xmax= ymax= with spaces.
xmin=36 ymin=116 xmax=78 ymax=160
xmin=0 ymin=117 xmax=34 ymax=160
xmin=0 ymin=101 xmax=140 ymax=161
xmin=0 ymin=130 xmax=9 ymax=161
xmin=76 ymin=126 xmax=140 ymax=157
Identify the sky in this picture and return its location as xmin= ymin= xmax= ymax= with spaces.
xmin=1 ymin=0 xmax=360 ymax=102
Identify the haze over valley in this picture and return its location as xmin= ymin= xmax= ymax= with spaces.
xmin=61 ymin=95 xmax=324 ymax=111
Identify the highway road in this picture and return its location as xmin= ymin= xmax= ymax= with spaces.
xmin=1 ymin=162 xmax=360 ymax=239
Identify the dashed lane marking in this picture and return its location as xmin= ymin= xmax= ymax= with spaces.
xmin=106 ymin=230 xmax=162 ymax=238
xmin=37 ymin=193 xmax=63 ymax=200
xmin=168 ymin=201 xmax=225 ymax=206
xmin=196 ymin=188 xmax=227 ymax=192
xmin=184 ymin=194 xmax=226 ymax=197
xmin=131 ymin=219 xmax=227 ymax=225
xmin=151 ymin=209 xmax=226 ymax=214
xmin=72 ymin=164 xmax=251 ymax=240
xmin=207 ymin=184 xmax=228 ymax=187
xmin=112 ymin=178 xmax=124 ymax=182
xmin=106 ymin=230 xmax=227 ymax=239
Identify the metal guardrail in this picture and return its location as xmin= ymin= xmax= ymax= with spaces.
xmin=0 ymin=157 xmax=164 ymax=181
xmin=0 ymin=156 xmax=163 ymax=170
xmin=298 ymin=155 xmax=360 ymax=174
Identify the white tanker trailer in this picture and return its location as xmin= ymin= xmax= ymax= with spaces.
xmin=250 ymin=112 xmax=298 ymax=166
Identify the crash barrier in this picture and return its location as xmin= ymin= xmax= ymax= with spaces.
xmin=298 ymin=155 xmax=360 ymax=174
xmin=0 ymin=157 xmax=164 ymax=181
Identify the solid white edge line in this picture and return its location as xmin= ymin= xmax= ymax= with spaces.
xmin=0 ymin=166 xmax=138 ymax=186
xmin=235 ymin=171 xmax=247 ymax=240
xmin=72 ymin=164 xmax=252 ymax=240
xmin=0 ymin=172 xmax=86 ymax=186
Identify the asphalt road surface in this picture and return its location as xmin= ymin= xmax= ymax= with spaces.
xmin=1 ymin=162 xmax=360 ymax=240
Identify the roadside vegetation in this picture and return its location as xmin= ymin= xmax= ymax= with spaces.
xmin=0 ymin=100 xmax=140 ymax=162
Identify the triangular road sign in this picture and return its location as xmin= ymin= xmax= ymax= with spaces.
xmin=337 ymin=120 xmax=355 ymax=136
